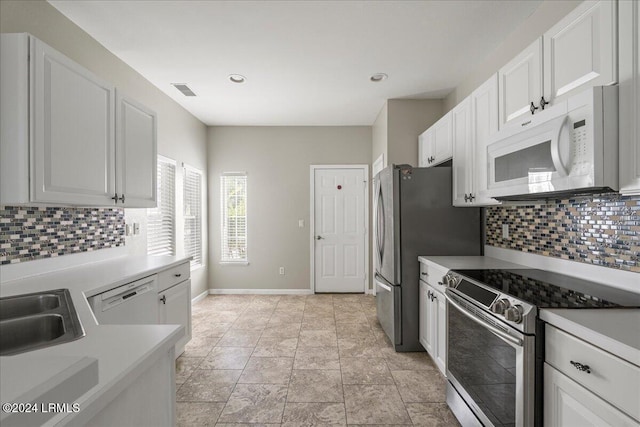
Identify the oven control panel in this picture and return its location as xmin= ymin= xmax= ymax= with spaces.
xmin=445 ymin=271 xmax=537 ymax=334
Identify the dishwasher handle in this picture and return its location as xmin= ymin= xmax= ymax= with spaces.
xmin=101 ymin=281 xmax=155 ymax=312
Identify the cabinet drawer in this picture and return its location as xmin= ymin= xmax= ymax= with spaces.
xmin=545 ymin=325 xmax=640 ymax=420
xmin=419 ymin=261 xmax=448 ymax=292
xmin=158 ymin=262 xmax=190 ymax=292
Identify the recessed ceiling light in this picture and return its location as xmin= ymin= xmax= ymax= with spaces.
xmin=228 ymin=74 xmax=246 ymax=83
xmin=370 ymin=73 xmax=388 ymax=82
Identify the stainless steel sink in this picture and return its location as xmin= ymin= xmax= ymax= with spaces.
xmin=0 ymin=289 xmax=85 ymax=356
xmin=0 ymin=293 xmax=60 ymax=320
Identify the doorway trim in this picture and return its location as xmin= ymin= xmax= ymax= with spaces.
xmin=309 ymin=165 xmax=369 ymax=294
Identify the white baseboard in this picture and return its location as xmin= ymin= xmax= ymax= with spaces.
xmin=208 ymin=288 xmax=314 ymax=295
xmin=485 ymin=246 xmax=640 ymax=293
xmin=191 ymin=290 xmax=209 ymax=304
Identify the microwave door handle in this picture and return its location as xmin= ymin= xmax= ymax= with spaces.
xmin=445 ymin=289 xmax=523 ymax=347
xmin=550 ymin=115 xmax=570 ymax=176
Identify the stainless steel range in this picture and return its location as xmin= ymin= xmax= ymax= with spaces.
xmin=443 ymin=268 xmax=640 ymax=427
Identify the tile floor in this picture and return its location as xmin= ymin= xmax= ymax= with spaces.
xmin=176 ymin=294 xmax=460 ymax=426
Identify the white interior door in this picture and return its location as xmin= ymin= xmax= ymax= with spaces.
xmin=314 ymin=168 xmax=366 ymax=293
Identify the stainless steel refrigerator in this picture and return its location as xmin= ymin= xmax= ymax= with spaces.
xmin=374 ymin=164 xmax=482 ymax=351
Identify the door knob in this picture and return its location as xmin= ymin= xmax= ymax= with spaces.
xmin=316 ymin=235 xmax=324 ymax=240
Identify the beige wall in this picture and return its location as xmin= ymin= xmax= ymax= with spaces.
xmin=208 ymin=126 xmax=371 ymax=291
xmin=444 ymin=0 xmax=582 ymax=112
xmin=0 ymin=0 xmax=209 ymax=298
xmin=387 ymin=99 xmax=443 ymax=166
xmin=372 ymin=102 xmax=388 ymax=167
xmin=372 ymin=100 xmax=443 ymax=169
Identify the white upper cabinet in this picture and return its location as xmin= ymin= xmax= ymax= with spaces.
xmin=0 ymin=33 xmax=157 ymax=207
xmin=498 ymin=1 xmax=618 ymax=129
xmin=619 ymin=0 xmax=640 ymax=195
xmin=32 ymin=37 xmax=117 ymax=205
xmin=452 ymin=97 xmax=473 ymax=206
xmin=116 ymin=93 xmax=157 ymax=207
xmin=498 ymin=38 xmax=544 ymax=128
xmin=453 ymin=74 xmax=501 ymax=207
xmin=418 ymin=111 xmax=453 ymax=167
xmin=544 ymin=0 xmax=617 ymax=106
xmin=471 ymin=74 xmax=501 ymax=206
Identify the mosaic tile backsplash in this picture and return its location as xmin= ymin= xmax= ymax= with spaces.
xmin=486 ymin=193 xmax=640 ymax=273
xmin=0 ymin=206 xmax=125 ymax=265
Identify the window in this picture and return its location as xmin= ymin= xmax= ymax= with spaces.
xmin=221 ymin=172 xmax=247 ymax=263
xmin=184 ymin=165 xmax=203 ymax=268
xmin=147 ymin=156 xmax=176 ymax=256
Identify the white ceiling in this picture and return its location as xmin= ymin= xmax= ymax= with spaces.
xmin=49 ymin=0 xmax=541 ymax=126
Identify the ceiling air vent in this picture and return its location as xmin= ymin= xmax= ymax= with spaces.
xmin=171 ymin=83 xmax=196 ymax=97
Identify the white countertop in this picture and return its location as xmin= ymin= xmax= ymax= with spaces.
xmin=541 ymin=308 xmax=640 ymax=367
xmin=417 ymin=255 xmax=527 ymax=270
xmin=420 ymin=255 xmax=640 ymax=367
xmin=0 ymin=255 xmax=189 ymax=426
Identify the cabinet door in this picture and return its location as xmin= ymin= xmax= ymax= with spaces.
xmin=419 ymin=281 xmax=431 ymax=353
xmin=0 ymin=34 xmax=30 ymax=204
xmin=544 ymin=1 xmax=617 ymax=106
xmin=470 ymin=74 xmax=501 ymax=206
xmin=452 ymin=97 xmax=472 ymax=206
xmin=32 ymin=38 xmax=116 ymax=205
xmin=159 ymin=279 xmax=192 ymax=357
xmin=432 ymin=112 xmax=453 ymax=164
xmin=619 ymin=0 xmax=640 ymax=195
xmin=498 ymin=38 xmax=543 ymax=129
xmin=116 ymin=92 xmax=157 ymax=207
xmin=427 ymin=285 xmax=438 ymax=362
xmin=544 ymin=364 xmax=639 ymax=427
xmin=434 ymin=290 xmax=447 ymax=375
xmin=418 ymin=129 xmax=434 ymax=168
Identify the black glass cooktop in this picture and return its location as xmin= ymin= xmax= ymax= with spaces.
xmin=452 ymin=269 xmax=640 ymax=309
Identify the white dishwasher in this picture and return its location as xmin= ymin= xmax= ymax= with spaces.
xmin=88 ymin=275 xmax=159 ymax=324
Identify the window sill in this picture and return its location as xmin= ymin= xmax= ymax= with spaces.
xmin=219 ymin=261 xmax=250 ymax=266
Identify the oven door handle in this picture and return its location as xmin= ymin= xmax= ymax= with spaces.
xmin=445 ymin=289 xmax=523 ymax=347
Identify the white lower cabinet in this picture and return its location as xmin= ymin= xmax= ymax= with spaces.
xmin=544 ymin=364 xmax=639 ymax=427
xmin=159 ymin=279 xmax=192 ymax=356
xmin=157 ymin=261 xmax=192 ymax=357
xmin=88 ymin=347 xmax=176 ymax=427
xmin=419 ymin=279 xmax=446 ymax=375
xmin=419 ymin=281 xmax=432 ymax=355
xmin=544 ymin=324 xmax=640 ymax=427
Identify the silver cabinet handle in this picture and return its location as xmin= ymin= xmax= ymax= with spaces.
xmin=570 ymin=361 xmax=591 ymax=374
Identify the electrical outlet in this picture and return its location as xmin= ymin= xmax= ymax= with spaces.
xmin=502 ymin=224 xmax=509 ymax=239
xmin=298 ymin=219 xmax=304 ymax=228
xmin=279 ymin=267 xmax=285 ymax=275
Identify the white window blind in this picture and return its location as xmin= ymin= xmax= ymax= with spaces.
xmin=184 ymin=165 xmax=203 ymax=268
xmin=147 ymin=157 xmax=176 ymax=256
xmin=221 ymin=173 xmax=247 ymax=262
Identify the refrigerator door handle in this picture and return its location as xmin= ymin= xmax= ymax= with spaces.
xmin=374 ymin=273 xmax=392 ymax=292
xmin=375 ymin=181 xmax=385 ymax=267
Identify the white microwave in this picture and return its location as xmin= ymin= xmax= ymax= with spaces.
xmin=486 ymin=86 xmax=618 ymax=200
